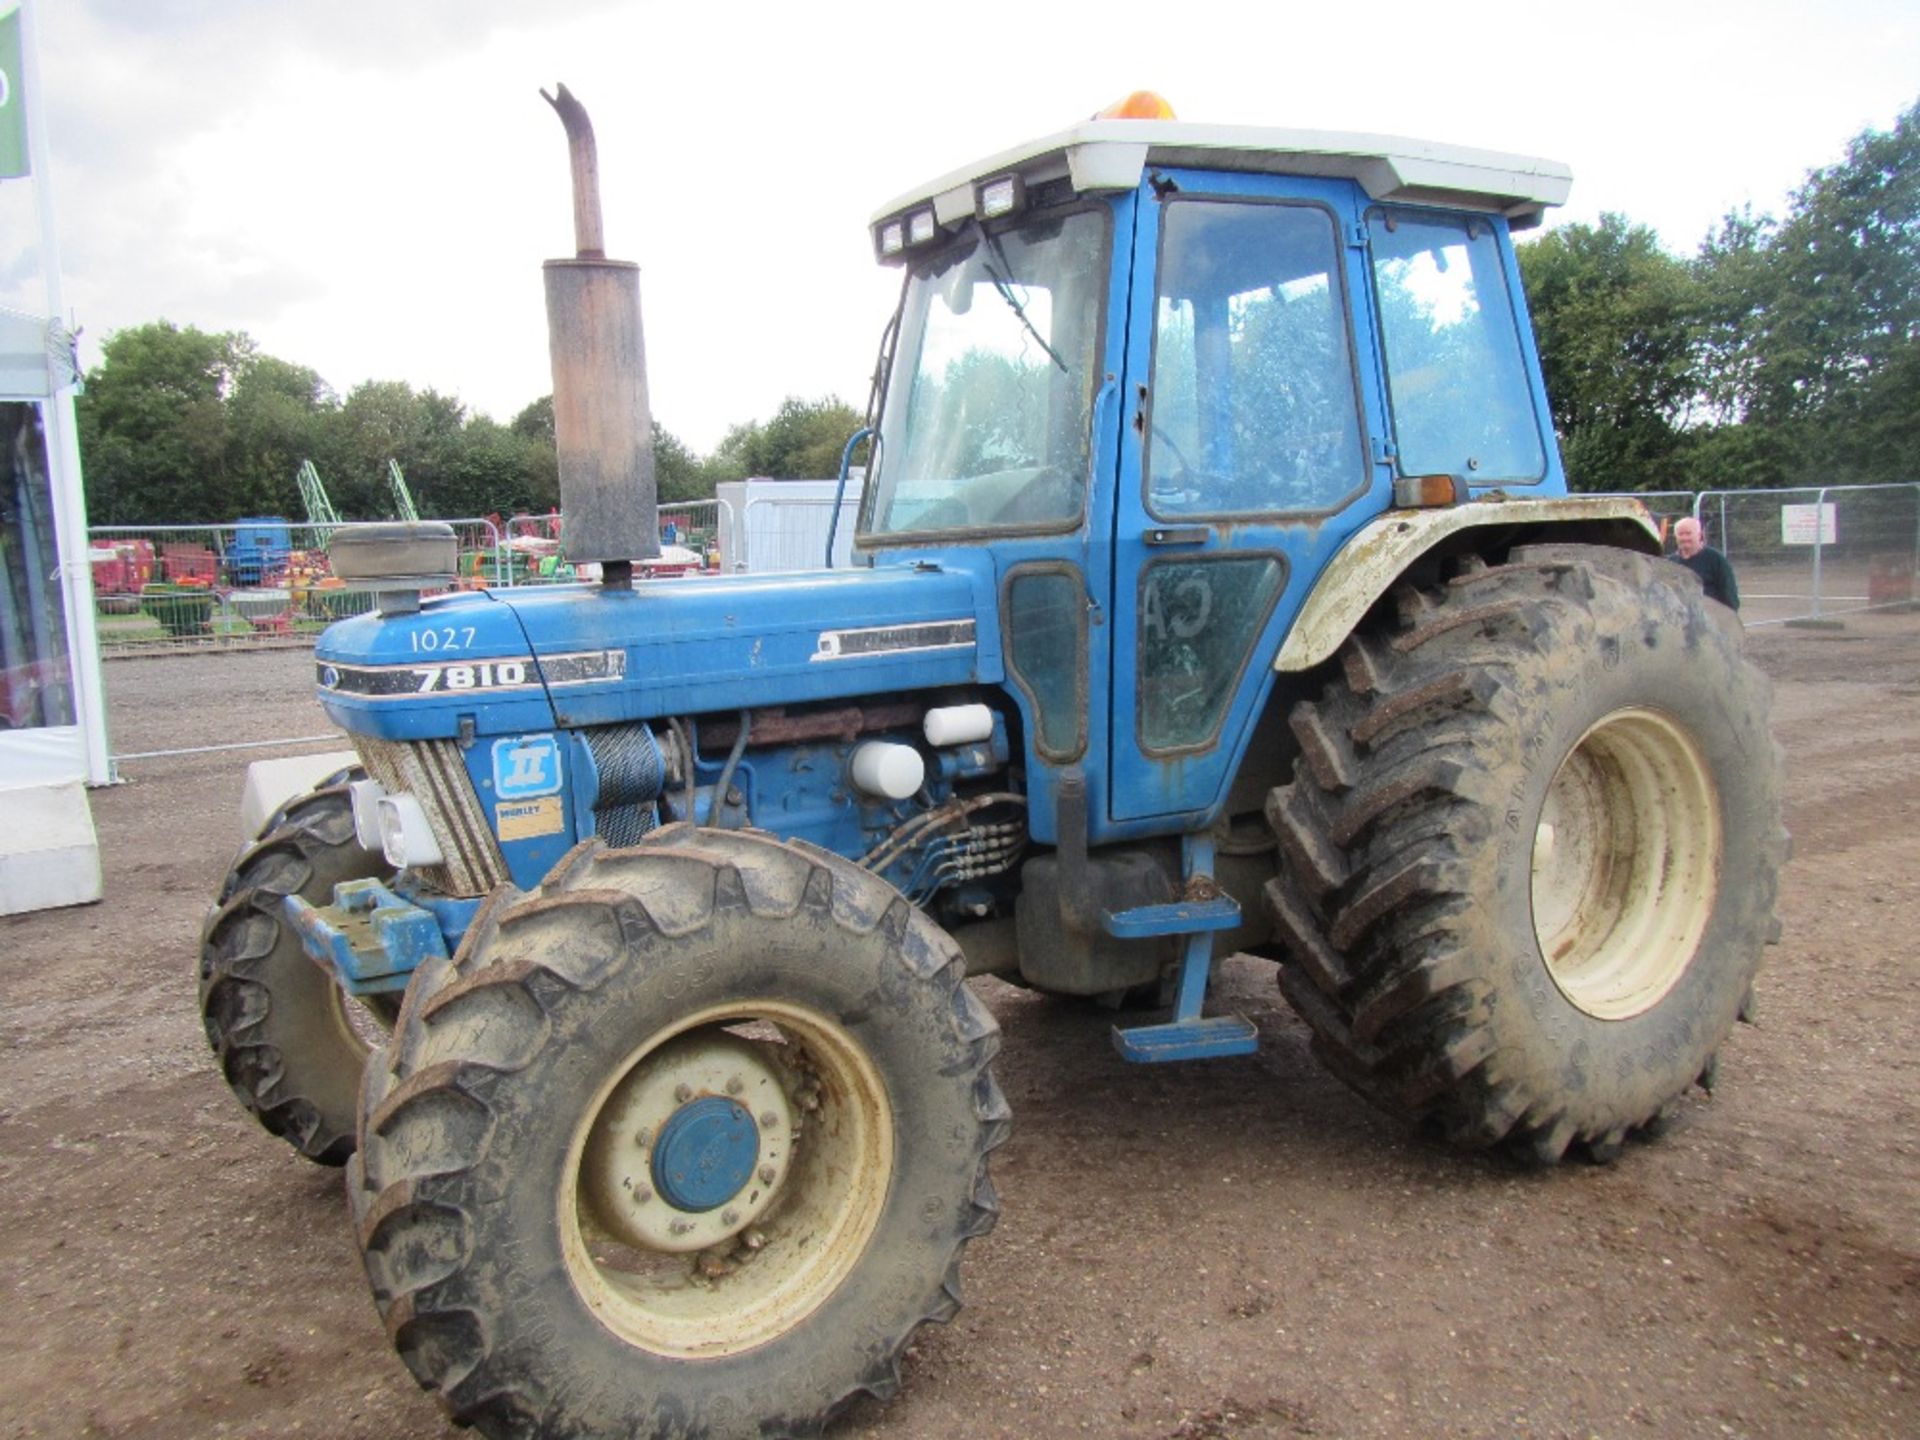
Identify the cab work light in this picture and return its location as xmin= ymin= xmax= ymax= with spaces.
xmin=876 ymin=219 xmax=906 ymax=258
xmin=907 ymin=208 xmax=937 ymax=245
xmin=1392 ymin=474 xmax=1469 ymax=508
xmin=976 ymin=173 xmax=1025 ymax=219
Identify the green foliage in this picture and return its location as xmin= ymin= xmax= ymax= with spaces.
xmin=74 ymin=327 xmax=861 ymax=528
xmin=1524 ymin=99 xmax=1917 ymax=495
xmin=653 ymin=421 xmax=710 ymax=503
xmin=1519 ymin=214 xmax=1702 ymax=492
xmin=75 ymin=321 xmax=243 ymax=522
xmin=710 ymin=396 xmax=867 ymax=482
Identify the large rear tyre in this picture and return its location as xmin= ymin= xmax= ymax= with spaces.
xmin=1265 ymin=545 xmax=1786 ymax=1163
xmin=349 ymin=826 xmax=1008 ymax=1439
xmin=199 ymin=774 xmax=391 ymax=1165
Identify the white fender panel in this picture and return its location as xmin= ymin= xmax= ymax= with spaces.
xmin=1276 ymin=497 xmax=1660 ymax=673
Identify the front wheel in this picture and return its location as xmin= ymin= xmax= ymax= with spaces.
xmin=199 ymin=774 xmax=391 ymax=1164
xmin=349 ymin=826 xmax=1008 ymax=1439
xmin=1265 ymin=544 xmax=1786 ymax=1163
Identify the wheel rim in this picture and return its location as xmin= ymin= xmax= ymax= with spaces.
xmin=326 ymin=986 xmax=393 ymax=1059
xmin=1531 ymin=707 xmax=1722 ymax=1020
xmin=561 ymin=1000 xmax=893 ymax=1359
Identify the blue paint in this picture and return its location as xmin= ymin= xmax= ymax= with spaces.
xmin=1101 ymin=895 xmax=1241 ymax=939
xmin=1112 ymin=834 xmax=1259 ymax=1063
xmin=650 ymin=1097 xmax=760 ymax=1212
xmin=284 ymin=878 xmax=450 ymax=994
xmin=492 ymin=734 xmax=563 ymax=798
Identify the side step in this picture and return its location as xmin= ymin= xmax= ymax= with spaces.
xmin=1108 ymin=834 xmax=1259 ymax=1063
xmin=1102 ymin=895 xmax=1242 ymax=939
xmin=1111 ymin=1012 xmax=1259 ymax=1062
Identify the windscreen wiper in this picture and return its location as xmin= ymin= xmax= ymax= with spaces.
xmin=981 ymin=230 xmax=1068 ymax=374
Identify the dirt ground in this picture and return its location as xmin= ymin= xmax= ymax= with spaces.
xmin=1 ymin=614 xmax=1914 ymax=1440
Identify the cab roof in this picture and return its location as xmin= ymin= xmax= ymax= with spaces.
xmin=871 ymin=118 xmax=1572 ymax=234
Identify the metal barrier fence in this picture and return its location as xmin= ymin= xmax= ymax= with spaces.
xmin=1690 ymin=483 xmax=1920 ymax=628
xmin=86 ymin=518 xmax=502 ymax=656
xmin=89 ymin=483 xmax=1918 ymax=657
xmin=502 ymin=499 xmax=729 ymax=585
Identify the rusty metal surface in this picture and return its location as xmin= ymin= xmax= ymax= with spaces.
xmin=541 ymin=82 xmax=605 ymax=258
xmin=698 ymin=701 xmax=928 ymax=750
xmin=1275 ymin=495 xmax=1661 ymax=672
xmin=541 ymin=85 xmax=660 ymax=567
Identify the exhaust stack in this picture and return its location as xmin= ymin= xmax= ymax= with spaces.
xmin=541 ymin=83 xmax=658 ymax=588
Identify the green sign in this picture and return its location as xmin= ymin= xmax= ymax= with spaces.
xmin=0 ymin=9 xmax=25 ymax=179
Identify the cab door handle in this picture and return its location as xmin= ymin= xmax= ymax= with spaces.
xmin=1144 ymin=525 xmax=1212 ymax=546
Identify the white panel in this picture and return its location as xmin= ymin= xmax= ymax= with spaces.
xmin=240 ymin=750 xmax=360 ymax=840
xmin=0 ymin=779 xmax=102 ymax=915
xmin=0 ymin=724 xmax=86 ymax=787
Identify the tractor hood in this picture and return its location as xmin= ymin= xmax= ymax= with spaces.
xmin=314 ymin=564 xmax=996 ymax=743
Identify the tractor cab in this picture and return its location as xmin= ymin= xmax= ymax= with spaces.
xmin=857 ymin=102 xmax=1573 ymax=827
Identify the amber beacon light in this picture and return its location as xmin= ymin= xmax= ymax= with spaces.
xmin=1095 ymin=90 xmax=1177 ymax=120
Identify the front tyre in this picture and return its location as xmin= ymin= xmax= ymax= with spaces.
xmin=199 ymin=774 xmax=390 ymax=1164
xmin=349 ymin=826 xmax=1008 ymax=1439
xmin=1265 ymin=544 xmax=1786 ymax=1163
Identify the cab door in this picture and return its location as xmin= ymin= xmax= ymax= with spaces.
xmin=1107 ymin=171 xmax=1391 ymax=826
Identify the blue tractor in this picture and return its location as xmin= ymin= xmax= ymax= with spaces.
xmin=199 ymin=88 xmax=1783 ymax=1440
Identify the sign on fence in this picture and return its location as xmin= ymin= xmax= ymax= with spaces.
xmin=1781 ymin=503 xmax=1838 ymax=545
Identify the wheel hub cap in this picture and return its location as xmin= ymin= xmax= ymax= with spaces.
xmin=650 ymin=1096 xmax=760 ymax=1212
xmin=580 ymin=1031 xmax=794 ymax=1253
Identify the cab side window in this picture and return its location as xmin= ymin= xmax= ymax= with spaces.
xmin=1368 ymin=209 xmax=1546 ymax=483
xmin=1147 ymin=200 xmax=1368 ymax=518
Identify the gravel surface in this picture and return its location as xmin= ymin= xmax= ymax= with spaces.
xmin=0 ymin=616 xmax=1914 ymax=1440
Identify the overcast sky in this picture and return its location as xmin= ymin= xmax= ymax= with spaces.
xmin=2 ymin=0 xmax=1915 ymax=456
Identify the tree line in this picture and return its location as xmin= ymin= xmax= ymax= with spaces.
xmin=1518 ymin=98 xmax=1915 ymax=495
xmin=74 ymin=324 xmax=865 ymax=527
xmin=75 ymin=99 xmax=1912 ymax=526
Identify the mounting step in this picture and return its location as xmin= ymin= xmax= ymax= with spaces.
xmin=1101 ymin=895 xmax=1241 ymax=939
xmin=1112 ymin=1013 xmax=1259 ymax=1063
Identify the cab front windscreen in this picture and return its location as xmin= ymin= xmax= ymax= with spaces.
xmin=864 ymin=206 xmax=1109 ymax=537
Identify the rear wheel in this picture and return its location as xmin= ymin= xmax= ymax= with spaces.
xmin=199 ymin=774 xmax=391 ymax=1165
xmin=1265 ymin=544 xmax=1786 ymax=1162
xmin=350 ymin=826 xmax=1008 ymax=1439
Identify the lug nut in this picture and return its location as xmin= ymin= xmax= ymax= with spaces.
xmin=634 ymin=1128 xmax=651 ymax=1148
xmin=725 ymin=1076 xmax=744 ymax=1096
xmin=674 ymin=1083 xmax=694 ymax=1103
xmin=634 ymin=1185 xmax=653 ymax=1204
xmin=722 ymin=1208 xmax=740 ymax=1226
xmin=670 ymin=1219 xmax=693 ymax=1236
xmin=760 ymin=1110 xmax=779 ymax=1128
xmin=758 ymin=1165 xmax=777 ymax=1185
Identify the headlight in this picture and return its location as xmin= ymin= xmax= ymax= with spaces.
xmin=376 ymin=794 xmax=445 ymax=869
xmin=349 ymin=778 xmax=388 ymax=852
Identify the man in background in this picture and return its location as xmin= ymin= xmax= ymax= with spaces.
xmin=1673 ymin=517 xmax=1741 ymax=611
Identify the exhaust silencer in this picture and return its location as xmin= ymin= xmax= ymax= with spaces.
xmin=542 ymin=83 xmax=659 ymax=580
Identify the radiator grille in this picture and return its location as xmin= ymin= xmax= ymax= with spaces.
xmin=353 ymin=735 xmax=509 ymax=897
